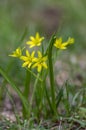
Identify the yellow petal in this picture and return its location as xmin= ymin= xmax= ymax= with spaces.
xmin=28 ymin=63 xmax=32 ymax=68
xmin=36 ymin=32 xmax=40 ymax=39
xmin=60 ymin=45 xmax=67 ymax=49
xmin=20 ymin=56 xmax=28 ymax=61
xmin=29 ymin=44 xmax=35 ymax=48
xmin=22 ymin=61 xmax=29 ymax=67
xmin=62 ymin=42 xmax=69 ymax=46
xmin=37 ymin=51 xmax=42 ymax=58
xmin=31 ymin=51 xmax=35 ymax=57
xmin=26 ymin=41 xmax=33 ymax=45
xmin=42 ymin=62 xmax=48 ymax=69
xmin=68 ymin=37 xmax=74 ymax=44
xmin=40 ymin=37 xmax=44 ymax=42
xmin=37 ymin=65 xmax=42 ymax=72
xmin=32 ymin=63 xmax=37 ymax=68
xmin=58 ymin=37 xmax=62 ymax=43
xmin=9 ymin=54 xmax=17 ymax=57
xmin=37 ymin=43 xmax=41 ymax=46
xmin=30 ymin=36 xmax=35 ymax=41
xmin=26 ymin=50 xmax=30 ymax=57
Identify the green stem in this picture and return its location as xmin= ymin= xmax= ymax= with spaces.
xmin=48 ymin=34 xmax=57 ymax=115
xmin=24 ymin=69 xmax=31 ymax=98
xmin=44 ymin=81 xmax=54 ymax=114
xmin=29 ymin=73 xmax=40 ymax=116
xmin=26 ymin=68 xmax=42 ymax=82
xmin=23 ymin=69 xmax=31 ymax=119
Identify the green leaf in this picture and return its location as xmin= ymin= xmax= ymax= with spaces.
xmin=47 ymin=34 xmax=57 ymax=115
xmin=0 ymin=66 xmax=30 ymax=117
xmin=56 ymin=88 xmax=63 ymax=107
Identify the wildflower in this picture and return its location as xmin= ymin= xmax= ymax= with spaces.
xmin=9 ymin=47 xmax=22 ymax=58
xmin=32 ymin=51 xmax=48 ymax=72
xmin=26 ymin=32 xmax=44 ymax=48
xmin=54 ymin=37 xmax=74 ymax=49
xmin=20 ymin=50 xmax=35 ymax=68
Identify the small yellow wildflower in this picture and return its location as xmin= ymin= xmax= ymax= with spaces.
xmin=9 ymin=47 xmax=22 ymax=58
xmin=54 ymin=37 xmax=74 ymax=49
xmin=20 ymin=50 xmax=35 ymax=68
xmin=32 ymin=51 xmax=48 ymax=72
xmin=26 ymin=32 xmax=44 ymax=48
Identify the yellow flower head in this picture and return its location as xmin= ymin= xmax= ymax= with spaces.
xmin=26 ymin=32 xmax=44 ymax=48
xmin=32 ymin=51 xmax=48 ymax=72
xmin=9 ymin=47 xmax=22 ymax=58
xmin=54 ymin=37 xmax=74 ymax=50
xmin=20 ymin=50 xmax=35 ymax=68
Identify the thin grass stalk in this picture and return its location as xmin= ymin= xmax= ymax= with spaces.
xmin=0 ymin=66 xmax=30 ymax=117
xmin=44 ymin=82 xmax=54 ymax=114
xmin=6 ymin=87 xmax=21 ymax=126
xmin=29 ymin=73 xmax=40 ymax=117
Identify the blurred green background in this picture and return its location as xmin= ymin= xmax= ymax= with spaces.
xmin=0 ymin=0 xmax=86 ymax=83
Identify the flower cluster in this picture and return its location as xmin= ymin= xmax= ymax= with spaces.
xmin=54 ymin=37 xmax=74 ymax=49
xmin=9 ymin=32 xmax=74 ymax=72
xmin=9 ymin=33 xmax=47 ymax=72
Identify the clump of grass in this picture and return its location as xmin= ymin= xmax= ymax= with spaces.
xmin=0 ymin=32 xmax=74 ymax=120
xmin=1 ymin=32 xmax=86 ymax=129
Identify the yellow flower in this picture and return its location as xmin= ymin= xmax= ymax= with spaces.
xmin=26 ymin=32 xmax=44 ymax=48
xmin=54 ymin=37 xmax=74 ymax=49
xmin=32 ymin=51 xmax=48 ymax=72
xmin=20 ymin=50 xmax=35 ymax=68
xmin=9 ymin=47 xmax=22 ymax=58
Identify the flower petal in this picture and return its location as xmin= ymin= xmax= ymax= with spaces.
xmin=37 ymin=65 xmax=42 ymax=72
xmin=38 ymin=51 xmax=42 ymax=58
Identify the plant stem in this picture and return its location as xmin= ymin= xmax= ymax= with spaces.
xmin=29 ymin=73 xmax=40 ymax=117
xmin=23 ymin=69 xmax=31 ymax=119
xmin=48 ymin=34 xmax=57 ymax=115
xmin=24 ymin=69 xmax=31 ymax=98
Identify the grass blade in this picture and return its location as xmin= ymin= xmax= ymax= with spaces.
xmin=0 ymin=66 xmax=30 ymax=117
